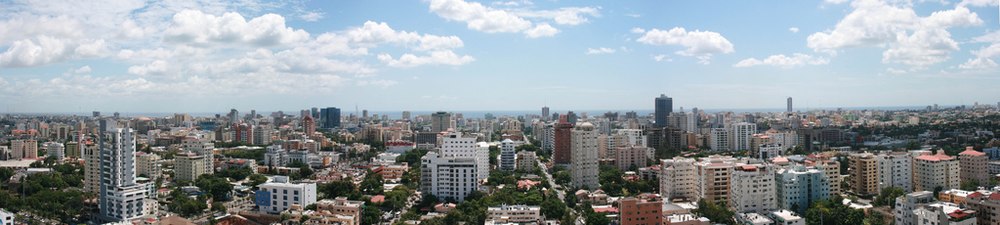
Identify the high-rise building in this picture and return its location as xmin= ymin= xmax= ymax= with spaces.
xmin=44 ymin=142 xmax=64 ymax=160
xmin=136 ymin=152 xmax=162 ymax=180
xmin=440 ymin=132 xmax=490 ymax=181
xmin=431 ymin=112 xmax=454 ymax=133
xmin=10 ymin=139 xmax=38 ymax=160
xmin=420 ymin=151 xmax=479 ymax=202
xmin=696 ymin=156 xmax=736 ymax=204
xmin=619 ymin=194 xmax=663 ymax=225
xmin=615 ymin=145 xmax=648 ymax=171
xmin=660 ymin=157 xmax=698 ymax=201
xmin=182 ymin=137 xmax=215 ymax=176
xmin=553 ymin=116 xmax=574 ymax=165
xmin=787 ymin=97 xmax=793 ymax=112
xmin=710 ymin=128 xmax=730 ymax=151
xmin=914 ymin=151 xmax=960 ymax=192
xmin=654 ymin=94 xmax=673 ymax=128
xmin=175 ymin=152 xmax=208 ymax=182
xmin=319 ymin=107 xmax=341 ymax=129
xmin=877 ymin=152 xmax=913 ymax=192
xmin=516 ymin=151 xmax=538 ymax=172
xmin=894 ymin=191 xmax=935 ymax=225
xmin=302 ymin=115 xmax=316 ymax=135
xmin=255 ymin=176 xmax=317 ymax=214
xmin=540 ymin=123 xmax=555 ymax=153
xmin=97 ymin=120 xmax=148 ymax=221
xmin=541 ymin=106 xmax=550 ymax=121
xmin=730 ymin=164 xmax=776 ymax=213
xmin=229 ymin=108 xmax=240 ymax=124
xmin=776 ymin=166 xmax=829 ymax=213
xmin=959 ymin=147 xmax=989 ymax=185
xmin=83 ymin=142 xmax=100 ymax=194
xmin=402 ymin=111 xmax=411 ymax=120
xmin=730 ymin=122 xmax=757 ymax=151
xmin=500 ymin=139 xmax=518 ymax=171
xmin=815 ymin=160 xmax=843 ymax=196
xmin=571 ymin=122 xmax=600 ymax=190
xmin=849 ymin=153 xmax=880 ymax=196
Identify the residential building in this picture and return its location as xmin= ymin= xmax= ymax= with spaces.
xmin=959 ymin=147 xmax=989 ymax=185
xmin=770 ymin=210 xmax=804 ymax=225
xmin=894 ymin=191 xmax=936 ymax=225
xmin=83 ymin=142 xmax=100 ymax=194
xmin=660 ymin=157 xmax=698 ymax=201
xmin=571 ymin=122 xmax=599 ymax=190
xmin=135 ymin=152 xmax=161 ymax=179
xmin=695 ymin=156 xmax=735 ymax=204
xmin=730 ymin=122 xmax=757 ymax=151
xmin=914 ymin=151 xmax=960 ymax=192
xmin=175 ymin=152 xmax=208 ymax=182
xmin=553 ymin=116 xmax=573 ymax=165
xmin=440 ymin=132 xmax=489 ymax=181
xmin=912 ymin=202 xmax=977 ymax=225
xmin=619 ymin=194 xmax=662 ymax=225
xmin=255 ymin=176 xmax=318 ymax=214
xmin=181 ymin=137 xmax=215 ymax=175
xmin=710 ymin=128 xmax=730 ymax=151
xmin=96 ymin=120 xmax=148 ymax=221
xmin=736 ymin=213 xmax=773 ymax=225
xmin=965 ymin=191 xmax=1000 ymax=225
xmin=0 ymin=208 xmax=12 ymax=225
xmin=849 ymin=153 xmax=880 ymax=196
xmin=730 ymin=164 xmax=776 ymax=213
xmin=815 ymin=160 xmax=843 ymax=196
xmin=500 ymin=139 xmax=517 ymax=171
xmin=877 ymin=152 xmax=913 ymax=192
xmin=776 ymin=166 xmax=829 ymax=213
xmin=45 ymin=142 xmax=64 ymax=160
xmin=10 ymin=139 xmax=38 ymax=160
xmin=516 ymin=151 xmax=537 ymax=172
xmin=420 ymin=151 xmax=479 ymax=202
xmin=288 ymin=197 xmax=366 ymax=225
xmin=486 ymin=205 xmax=542 ymax=224
xmin=616 ymin=145 xmax=649 ymax=171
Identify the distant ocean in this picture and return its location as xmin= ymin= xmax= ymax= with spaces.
xmin=21 ymin=105 xmax=935 ymax=119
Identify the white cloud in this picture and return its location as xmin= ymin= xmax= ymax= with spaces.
xmin=635 ymin=27 xmax=734 ymax=64
xmin=427 ymin=0 xmax=596 ymax=38
xmin=733 ymin=53 xmax=830 ymax=68
xmin=959 ymin=43 xmax=1000 ymax=69
xmin=972 ymin=30 xmax=1000 ymax=43
xmin=525 ymin=23 xmax=559 ymax=38
xmin=127 ymin=60 xmax=169 ymax=76
xmin=957 ymin=0 xmax=999 ymax=7
xmin=806 ymin=0 xmax=983 ymax=68
xmin=74 ymin=65 xmax=92 ymax=74
xmin=300 ymin=11 xmax=324 ymax=22
xmin=377 ymin=50 xmax=475 ymax=67
xmin=625 ymin=13 xmax=641 ymax=18
xmin=586 ymin=47 xmax=616 ymax=55
xmin=630 ymin=27 xmax=645 ymax=34
xmin=356 ymin=79 xmax=398 ymax=88
xmin=346 ymin=21 xmax=464 ymax=51
xmin=164 ymin=10 xmax=310 ymax=46
xmin=789 ymin=27 xmax=799 ymax=33
xmin=0 ymin=36 xmax=72 ymax=67
xmin=825 ymin=0 xmax=851 ymax=4
xmin=652 ymin=54 xmax=672 ymax=62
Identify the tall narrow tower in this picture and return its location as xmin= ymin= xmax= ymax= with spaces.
xmin=787 ymin=97 xmax=793 ymax=112
xmin=98 ymin=119 xmax=148 ymax=221
xmin=655 ymin=94 xmax=673 ymax=128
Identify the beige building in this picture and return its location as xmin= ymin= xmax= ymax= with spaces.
xmin=83 ymin=143 xmax=100 ymax=194
xmin=283 ymin=197 xmax=364 ymax=225
xmin=729 ymin=164 xmax=776 ymax=214
xmin=10 ymin=139 xmax=38 ymax=160
xmin=914 ymin=151 xmax=960 ymax=192
xmin=815 ymin=160 xmax=842 ymax=196
xmin=695 ymin=156 xmax=736 ymax=204
xmin=486 ymin=205 xmax=542 ymax=224
xmin=965 ymin=191 xmax=1000 ymax=225
xmin=959 ymin=147 xmax=989 ymax=185
xmin=616 ymin=145 xmax=649 ymax=171
xmin=661 ymin=157 xmax=698 ymax=201
xmin=136 ymin=152 xmax=162 ymax=179
xmin=516 ymin=151 xmax=537 ymax=172
xmin=849 ymin=153 xmax=879 ymax=196
xmin=175 ymin=152 xmax=208 ymax=182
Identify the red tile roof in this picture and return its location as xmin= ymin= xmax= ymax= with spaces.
xmin=916 ymin=151 xmax=954 ymax=161
xmin=959 ymin=147 xmax=986 ymax=156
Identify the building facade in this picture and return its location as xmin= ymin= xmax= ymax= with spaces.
xmin=730 ymin=164 xmax=776 ymax=213
xmin=849 ymin=153 xmax=880 ymax=196
xmin=255 ymin=176 xmax=318 ymax=214
xmin=959 ymin=147 xmax=989 ymax=185
xmin=660 ymin=157 xmax=698 ymax=201
xmin=776 ymin=166 xmax=829 ymax=213
xmin=914 ymin=151 xmax=960 ymax=192
xmin=420 ymin=151 xmax=479 ymax=202
xmin=571 ymin=122 xmax=600 ymax=190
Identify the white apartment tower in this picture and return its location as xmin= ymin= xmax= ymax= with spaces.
xmin=420 ymin=151 xmax=479 ymax=202
xmin=500 ymin=139 xmax=518 ymax=171
xmin=730 ymin=164 xmax=777 ymax=213
xmin=97 ymin=120 xmax=148 ymax=221
xmin=660 ymin=157 xmax=698 ymax=201
xmin=730 ymin=122 xmax=757 ymax=151
xmin=877 ymin=152 xmax=913 ymax=192
xmin=440 ymin=132 xmax=490 ymax=181
xmin=571 ymin=122 xmax=600 ymax=190
xmin=710 ymin=128 xmax=730 ymax=151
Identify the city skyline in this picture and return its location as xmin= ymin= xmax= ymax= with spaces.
xmin=1 ymin=0 xmax=999 ymax=113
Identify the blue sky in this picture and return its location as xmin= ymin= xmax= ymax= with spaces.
xmin=0 ymin=0 xmax=998 ymax=113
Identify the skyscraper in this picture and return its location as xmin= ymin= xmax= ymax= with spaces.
xmin=320 ymin=107 xmax=341 ymax=129
xmin=553 ymin=115 xmax=574 ymax=165
xmin=97 ymin=119 xmax=148 ymax=221
xmin=654 ymin=94 xmax=673 ymax=128
xmin=541 ymin=106 xmax=550 ymax=121
xmin=571 ymin=122 xmax=599 ymax=190
xmin=787 ymin=97 xmax=793 ymax=112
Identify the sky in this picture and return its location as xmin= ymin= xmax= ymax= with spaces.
xmin=0 ymin=0 xmax=998 ymax=114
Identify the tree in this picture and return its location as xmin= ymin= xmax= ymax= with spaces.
xmin=695 ymin=199 xmax=735 ymax=225
xmin=321 ymin=180 xmax=357 ymax=199
xmin=804 ymin=196 xmax=865 ymax=225
xmin=961 ymin=180 xmax=981 ymax=191
xmin=217 ymin=167 xmax=253 ymax=181
xmin=865 ymin=211 xmax=887 ymax=225
xmin=873 ymin=187 xmax=905 ymax=208
xmin=195 ymin=174 xmax=234 ymax=201
xmin=361 ymin=205 xmax=382 ymax=225
xmin=540 ymin=197 xmax=567 ymax=219
xmin=247 ymin=174 xmax=268 ymax=187
xmin=360 ymin=170 xmax=384 ymax=195
xmin=0 ymin=167 xmax=14 ymax=182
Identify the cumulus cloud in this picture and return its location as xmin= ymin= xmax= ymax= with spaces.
xmin=300 ymin=11 xmax=324 ymax=22
xmin=959 ymin=43 xmax=1000 ymax=69
xmin=427 ymin=0 xmax=596 ymax=38
xmin=807 ymin=0 xmax=983 ymax=68
xmin=733 ymin=53 xmax=829 ymax=68
xmin=74 ymin=65 xmax=92 ymax=74
xmin=128 ymin=60 xmax=169 ymax=76
xmin=789 ymin=27 xmax=799 ymax=33
xmin=958 ymin=0 xmax=999 ymax=7
xmin=346 ymin=21 xmax=464 ymax=51
xmin=586 ymin=47 xmax=616 ymax=55
xmin=652 ymin=54 xmax=672 ymax=62
xmin=164 ymin=10 xmax=310 ymax=46
xmin=377 ymin=50 xmax=475 ymax=67
xmin=635 ymin=27 xmax=734 ymax=64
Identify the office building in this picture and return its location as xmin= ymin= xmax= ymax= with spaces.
xmin=541 ymin=106 xmax=550 ymax=121
xmin=655 ymin=94 xmax=673 ymax=128
xmin=787 ymin=97 xmax=793 ymax=112
xmin=660 ymin=157 xmax=698 ymax=201
xmin=619 ymin=194 xmax=662 ymax=225
xmin=97 ymin=120 xmax=148 ymax=221
xmin=877 ymin=152 xmax=913 ymax=192
xmin=486 ymin=205 xmax=542 ymax=224
xmin=849 ymin=153 xmax=880 ymax=196
xmin=500 ymin=139 xmax=518 ymax=171
xmin=440 ymin=132 xmax=489 ymax=181
xmin=419 ymin=151 xmax=479 ymax=202
xmin=431 ymin=112 xmax=454 ymax=132
xmin=45 ymin=142 xmax=64 ymax=160
xmin=959 ymin=147 xmax=989 ymax=185
xmin=553 ymin=116 xmax=574 ymax=165
xmin=730 ymin=164 xmax=776 ymax=213
xmin=571 ymin=122 xmax=600 ymax=190
xmin=320 ymin=107 xmax=341 ymax=129
xmin=914 ymin=151 xmax=960 ymax=192
xmin=255 ymin=176 xmax=318 ymax=214
xmin=776 ymin=166 xmax=829 ymax=213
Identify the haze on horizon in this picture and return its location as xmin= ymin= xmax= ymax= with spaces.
xmin=0 ymin=0 xmax=998 ymax=113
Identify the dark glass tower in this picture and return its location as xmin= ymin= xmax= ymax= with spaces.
xmin=654 ymin=94 xmax=673 ymax=128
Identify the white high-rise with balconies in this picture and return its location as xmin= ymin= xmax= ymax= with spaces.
xmin=420 ymin=151 xmax=479 ymax=202
xmin=660 ymin=157 xmax=698 ymax=201
xmin=97 ymin=120 xmax=148 ymax=222
xmin=877 ymin=152 xmax=913 ymax=192
xmin=730 ymin=163 xmax=776 ymax=213
xmin=500 ymin=139 xmax=518 ymax=171
xmin=440 ymin=132 xmax=489 ymax=181
xmin=730 ymin=122 xmax=757 ymax=151
xmin=571 ymin=122 xmax=599 ymax=190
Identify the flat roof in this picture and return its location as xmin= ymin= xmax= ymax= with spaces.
xmin=0 ymin=159 xmax=37 ymax=168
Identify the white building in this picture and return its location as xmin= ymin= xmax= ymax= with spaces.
xmin=736 ymin=213 xmax=774 ymax=225
xmin=499 ymin=139 xmax=518 ymax=171
xmin=0 ymin=208 xmax=12 ymax=225
xmin=486 ymin=205 xmax=542 ymax=224
xmin=730 ymin=164 xmax=776 ymax=213
xmin=660 ymin=157 xmax=698 ymax=201
xmin=256 ymin=176 xmax=318 ymax=214
xmin=44 ymin=142 xmax=65 ymax=160
xmin=894 ymin=191 xmax=935 ymax=225
xmin=769 ymin=209 xmax=804 ymax=225
xmin=571 ymin=122 xmax=600 ymax=190
xmin=730 ymin=122 xmax=757 ymax=151
xmin=182 ymin=137 xmax=214 ymax=175
xmin=912 ymin=202 xmax=976 ymax=225
xmin=440 ymin=132 xmax=490 ymax=181
xmin=710 ymin=128 xmax=730 ymax=151
xmin=264 ymin=145 xmax=287 ymax=167
xmin=775 ymin=166 xmax=829 ymax=213
xmin=97 ymin=120 xmax=149 ymax=221
xmin=877 ymin=152 xmax=913 ymax=192
xmin=913 ymin=151 xmax=960 ymax=192
xmin=420 ymin=151 xmax=479 ymax=202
